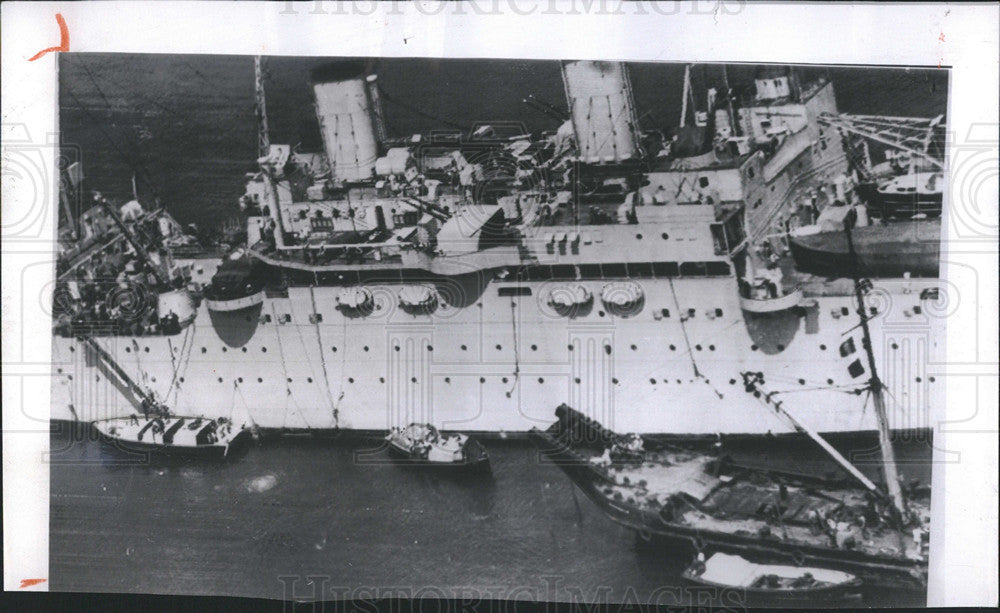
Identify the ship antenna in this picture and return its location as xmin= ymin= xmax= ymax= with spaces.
xmin=843 ymin=208 xmax=908 ymax=519
xmin=254 ymin=55 xmax=271 ymax=159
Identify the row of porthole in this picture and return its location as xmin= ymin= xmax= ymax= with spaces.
xmin=78 ymin=339 xmax=915 ymax=357
xmin=55 ymin=369 xmax=938 ymax=385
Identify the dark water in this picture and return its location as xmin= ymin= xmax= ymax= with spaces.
xmin=59 ymin=54 xmax=948 ymax=229
xmin=51 ymin=427 xmax=930 ymax=606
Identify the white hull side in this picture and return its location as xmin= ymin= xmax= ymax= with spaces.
xmin=52 ymin=275 xmax=944 ymax=436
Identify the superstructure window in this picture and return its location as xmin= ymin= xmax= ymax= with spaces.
xmin=626 ymin=262 xmax=654 ymax=278
xmin=652 ymin=262 xmax=679 ymax=277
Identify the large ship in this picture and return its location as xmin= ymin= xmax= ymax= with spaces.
xmin=51 ymin=60 xmax=944 ymax=438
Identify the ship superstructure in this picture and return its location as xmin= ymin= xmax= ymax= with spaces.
xmin=51 ymin=60 xmax=945 ymax=438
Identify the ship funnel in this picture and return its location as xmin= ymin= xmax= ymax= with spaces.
xmin=311 ymin=61 xmax=380 ymax=182
xmin=560 ymin=61 xmax=642 ymax=163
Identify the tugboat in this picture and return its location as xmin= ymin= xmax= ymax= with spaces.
xmin=682 ymin=552 xmax=863 ymax=604
xmin=93 ymin=414 xmax=249 ymax=461
xmin=385 ymin=423 xmax=490 ymax=472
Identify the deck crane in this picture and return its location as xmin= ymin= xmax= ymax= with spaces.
xmin=817 ymin=112 xmax=945 ymax=173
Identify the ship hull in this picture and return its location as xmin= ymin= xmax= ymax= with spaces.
xmin=529 ymin=426 xmax=927 ymax=592
xmin=789 ymin=220 xmax=941 ymax=278
xmin=51 ymin=265 xmax=944 ymax=437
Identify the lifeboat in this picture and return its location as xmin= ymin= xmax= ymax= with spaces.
xmin=398 ymin=285 xmax=437 ymax=309
xmin=548 ymin=284 xmax=593 ymax=308
xmin=385 ymin=423 xmax=490 ymax=472
xmin=601 ymin=281 xmax=644 ymax=314
xmin=336 ymin=287 xmax=374 ymax=311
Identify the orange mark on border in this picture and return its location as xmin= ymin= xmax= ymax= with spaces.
xmin=938 ymin=32 xmax=946 ymax=42
xmin=28 ymin=13 xmax=69 ymax=61
xmin=19 ymin=578 xmax=47 ymax=588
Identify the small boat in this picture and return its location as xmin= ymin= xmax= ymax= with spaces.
xmin=872 ymin=171 xmax=943 ymax=219
xmin=683 ymin=552 xmax=863 ymax=604
xmin=93 ymin=415 xmax=250 ymax=460
xmin=385 ymin=423 xmax=490 ymax=471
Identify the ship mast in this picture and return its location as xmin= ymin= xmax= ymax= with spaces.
xmin=254 ymin=55 xmax=271 ymax=159
xmin=844 ymin=208 xmax=908 ymax=518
